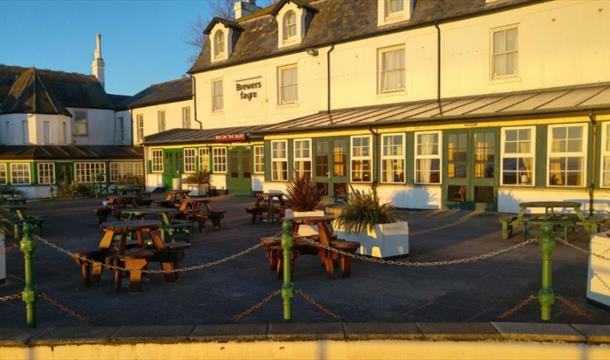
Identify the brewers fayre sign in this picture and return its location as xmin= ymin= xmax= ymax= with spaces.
xmin=235 ymin=76 xmax=262 ymax=101
xmin=214 ymin=133 xmax=249 ymax=143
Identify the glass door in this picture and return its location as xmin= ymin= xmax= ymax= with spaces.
xmin=227 ymin=146 xmax=252 ymax=195
xmin=444 ymin=129 xmax=498 ymax=211
xmin=313 ymin=138 xmax=349 ymax=201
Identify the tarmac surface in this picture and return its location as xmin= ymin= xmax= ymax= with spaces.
xmin=2 ymin=194 xmax=610 ymax=327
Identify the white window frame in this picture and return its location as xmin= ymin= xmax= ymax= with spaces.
xmin=110 ymin=162 xmax=144 ymax=182
xmin=212 ymin=79 xmax=224 ymax=112
xmin=136 ymin=114 xmax=144 ymax=143
xmin=213 ymin=147 xmax=227 ymax=173
xmin=182 ymin=107 xmax=191 ymax=128
xmin=293 ymin=139 xmax=312 ymax=179
xmin=283 ymin=10 xmax=297 ymax=42
xmin=10 ymin=163 xmax=31 ymax=185
xmin=601 ymin=122 xmax=610 ymax=188
xmin=214 ymin=30 xmax=225 ymax=59
xmin=378 ymin=45 xmax=406 ymax=94
xmin=73 ymin=110 xmax=88 ymax=136
xmin=414 ymin=131 xmax=442 ymax=185
xmin=0 ymin=163 xmax=7 ymax=184
xmin=37 ymin=162 xmax=55 ymax=185
xmin=500 ymin=126 xmax=536 ymax=186
xmin=157 ymin=110 xmax=166 ymax=132
xmin=547 ymin=123 xmax=588 ymax=188
xmin=254 ymin=145 xmax=265 ymax=174
xmin=74 ymin=162 xmax=105 ymax=183
xmin=199 ymin=148 xmax=210 ymax=172
xmin=278 ymin=64 xmax=298 ymax=105
xmin=117 ymin=116 xmax=125 ymax=142
xmin=184 ymin=148 xmax=197 ymax=173
xmin=350 ymin=135 xmax=373 ymax=183
xmin=271 ymin=140 xmax=289 ymax=181
xmin=491 ymin=25 xmax=519 ymax=80
xmin=380 ymin=133 xmax=406 ymax=184
xmin=151 ymin=149 xmax=163 ymax=173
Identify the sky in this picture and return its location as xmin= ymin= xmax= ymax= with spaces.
xmin=0 ymin=0 xmax=274 ymax=96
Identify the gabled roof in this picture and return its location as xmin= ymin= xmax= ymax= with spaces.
xmin=203 ymin=17 xmax=245 ymax=35
xmin=189 ymin=0 xmax=540 ymax=74
xmin=0 ymin=64 xmax=120 ymax=110
xmin=0 ymin=145 xmax=143 ymax=160
xmin=126 ymin=77 xmax=192 ymax=109
xmin=107 ymin=94 xmax=132 ymax=111
xmin=0 ymin=68 xmax=71 ymax=116
xmin=269 ymin=0 xmax=319 ymax=16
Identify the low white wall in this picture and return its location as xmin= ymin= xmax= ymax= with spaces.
xmin=14 ymin=185 xmax=52 ymax=199
xmin=351 ymin=184 xmax=442 ymax=209
xmin=263 ymin=181 xmax=288 ymax=194
xmin=145 ymin=173 xmax=164 ymax=191
xmin=252 ymin=175 xmax=264 ymax=192
xmin=210 ymin=174 xmax=227 ymax=191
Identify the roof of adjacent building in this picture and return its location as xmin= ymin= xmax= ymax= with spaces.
xmin=144 ymin=126 xmax=264 ymax=145
xmin=126 ymin=77 xmax=192 ymax=109
xmin=189 ymin=0 xmax=538 ymax=73
xmin=107 ymin=94 xmax=132 ymax=111
xmin=0 ymin=64 xmax=123 ymax=111
xmin=143 ymin=82 xmax=610 ymax=145
xmin=1 ymin=68 xmax=71 ymax=116
xmin=0 ymin=145 xmax=143 ymax=160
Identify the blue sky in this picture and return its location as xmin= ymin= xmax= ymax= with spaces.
xmin=0 ymin=0 xmax=273 ymax=95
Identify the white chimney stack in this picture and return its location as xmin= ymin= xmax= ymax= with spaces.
xmin=91 ymin=33 xmax=106 ymax=88
xmin=234 ymin=0 xmax=260 ymax=19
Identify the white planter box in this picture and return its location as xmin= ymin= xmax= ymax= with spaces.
xmin=334 ymin=221 xmax=409 ymax=259
xmin=182 ymin=183 xmax=209 ymax=196
xmin=587 ymin=232 xmax=610 ymax=306
xmin=0 ymin=232 xmax=5 ymax=284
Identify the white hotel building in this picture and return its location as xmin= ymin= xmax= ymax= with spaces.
xmin=142 ymin=0 xmax=610 ymax=213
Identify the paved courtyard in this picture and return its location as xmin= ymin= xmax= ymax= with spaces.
xmin=1 ymin=195 xmax=610 ymax=327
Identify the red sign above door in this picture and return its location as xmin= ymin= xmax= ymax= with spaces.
xmin=214 ymin=133 xmax=249 ymax=143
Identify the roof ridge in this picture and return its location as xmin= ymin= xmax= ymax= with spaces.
xmin=32 ymin=68 xmax=64 ymax=115
xmin=0 ymin=63 xmax=97 ymax=80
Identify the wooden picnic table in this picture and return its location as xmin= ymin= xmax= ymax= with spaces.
xmin=177 ymin=197 xmax=225 ymax=231
xmin=501 ymin=201 xmax=605 ymax=240
xmin=120 ymin=208 xmax=191 ymax=241
xmin=246 ymin=192 xmax=288 ymax=223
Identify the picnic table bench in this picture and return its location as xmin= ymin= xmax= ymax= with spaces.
xmin=177 ymin=197 xmax=225 ymax=231
xmin=246 ymin=192 xmax=289 ymax=224
xmin=4 ymin=204 xmax=44 ymax=238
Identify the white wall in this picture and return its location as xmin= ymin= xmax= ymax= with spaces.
xmin=69 ymin=107 xmax=118 ymax=146
xmin=114 ymin=110 xmax=133 ymax=145
xmin=131 ymin=99 xmax=195 ymax=144
xmin=0 ymin=113 xmax=72 ymax=145
xmin=498 ymin=187 xmax=610 ymax=215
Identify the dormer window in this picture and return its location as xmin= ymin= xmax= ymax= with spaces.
xmin=214 ymin=31 xmax=225 ymax=58
xmin=283 ymin=11 xmax=297 ymax=41
xmin=378 ymin=0 xmax=412 ymax=26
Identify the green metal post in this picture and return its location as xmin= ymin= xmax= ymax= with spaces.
xmin=20 ymin=222 xmax=37 ymax=328
xmin=281 ymin=220 xmax=294 ymax=322
xmin=538 ymin=224 xmax=555 ymax=322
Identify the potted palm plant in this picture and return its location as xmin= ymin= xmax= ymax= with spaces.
xmin=284 ymin=176 xmax=324 ymax=236
xmin=334 ymin=185 xmax=409 ymax=258
xmin=183 ymin=170 xmax=211 ymax=196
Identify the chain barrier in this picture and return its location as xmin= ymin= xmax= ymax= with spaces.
xmin=496 ymin=295 xmax=537 ymax=320
xmin=0 ymin=292 xmax=22 ymax=302
xmin=296 ymin=236 xmax=538 ymax=267
xmin=556 ymin=237 xmax=610 ymax=262
xmin=231 ymin=289 xmax=281 ymax=322
xmin=35 ymin=235 xmax=262 ymax=274
xmin=295 ymin=289 xmax=342 ymax=321
xmin=38 ymin=291 xmax=91 ymax=323
xmin=556 ymin=295 xmax=596 ymax=322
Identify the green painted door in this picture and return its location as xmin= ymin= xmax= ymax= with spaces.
xmin=227 ymin=146 xmax=252 ymax=195
xmin=163 ymin=149 xmax=183 ymax=189
xmin=444 ymin=129 xmax=498 ymax=211
xmin=313 ymin=138 xmax=349 ymax=201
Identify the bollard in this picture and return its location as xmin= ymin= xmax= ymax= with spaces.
xmin=538 ymin=224 xmax=555 ymax=322
xmin=20 ymin=222 xmax=37 ymax=328
xmin=281 ymin=220 xmax=294 ymax=322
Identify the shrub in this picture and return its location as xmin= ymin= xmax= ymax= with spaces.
xmin=336 ymin=185 xmax=397 ymax=234
xmin=115 ymin=174 xmax=144 ymax=185
xmin=286 ymin=176 xmax=322 ymax=211
xmin=57 ymin=183 xmax=94 ymax=198
xmin=184 ymin=170 xmax=211 ymax=184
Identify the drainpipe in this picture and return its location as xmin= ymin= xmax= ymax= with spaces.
xmin=589 ymin=111 xmax=597 ymax=217
xmin=368 ymin=126 xmax=379 ymax=185
xmin=435 ymin=22 xmax=443 ymax=116
xmin=190 ymin=74 xmax=203 ymax=129
xmin=327 ymin=44 xmax=335 ymax=118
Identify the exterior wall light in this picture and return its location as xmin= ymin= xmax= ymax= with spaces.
xmin=306 ymin=48 xmax=319 ymax=56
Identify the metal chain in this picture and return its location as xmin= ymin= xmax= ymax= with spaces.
xmin=410 ymin=211 xmax=482 ymax=237
xmin=556 ymin=295 xmax=596 ymax=322
xmin=556 ymin=237 xmax=610 ymax=261
xmin=0 ymin=293 xmax=21 ymax=302
xmin=35 ymin=235 xmax=262 ymax=274
xmin=38 ymin=291 xmax=91 ymax=323
xmin=295 ymin=289 xmax=342 ymax=320
xmin=230 ymin=289 xmax=281 ymax=322
xmin=296 ymin=236 xmax=538 ymax=267
xmin=496 ymin=294 xmax=537 ymax=320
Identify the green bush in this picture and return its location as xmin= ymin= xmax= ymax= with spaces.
xmin=115 ymin=174 xmax=144 ymax=185
xmin=336 ymin=185 xmax=397 ymax=234
xmin=57 ymin=183 xmax=94 ymax=198
xmin=184 ymin=170 xmax=211 ymax=184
